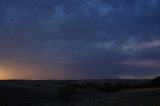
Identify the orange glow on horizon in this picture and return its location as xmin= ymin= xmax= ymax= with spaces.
xmin=0 ymin=69 xmax=14 ymax=80
xmin=0 ymin=66 xmax=72 ymax=80
xmin=0 ymin=61 xmax=79 ymax=80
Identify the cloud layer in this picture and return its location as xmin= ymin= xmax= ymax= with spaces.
xmin=0 ymin=0 xmax=160 ymax=79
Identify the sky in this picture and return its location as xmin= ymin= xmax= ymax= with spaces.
xmin=0 ymin=0 xmax=160 ymax=79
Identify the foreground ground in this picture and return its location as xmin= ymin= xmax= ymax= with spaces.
xmin=78 ymin=88 xmax=160 ymax=106
xmin=0 ymin=80 xmax=160 ymax=106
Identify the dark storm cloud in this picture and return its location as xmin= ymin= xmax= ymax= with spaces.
xmin=0 ymin=0 xmax=160 ymax=79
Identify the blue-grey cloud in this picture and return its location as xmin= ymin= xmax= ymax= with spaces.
xmin=0 ymin=0 xmax=160 ymax=79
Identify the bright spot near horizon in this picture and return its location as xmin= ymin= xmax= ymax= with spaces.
xmin=0 ymin=69 xmax=12 ymax=80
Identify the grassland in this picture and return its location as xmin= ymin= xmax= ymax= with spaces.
xmin=0 ymin=79 xmax=159 ymax=106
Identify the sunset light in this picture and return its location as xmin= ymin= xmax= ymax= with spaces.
xmin=0 ymin=0 xmax=159 ymax=79
xmin=0 ymin=69 xmax=13 ymax=80
xmin=0 ymin=0 xmax=160 ymax=105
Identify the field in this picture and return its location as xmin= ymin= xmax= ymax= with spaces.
xmin=0 ymin=79 xmax=160 ymax=106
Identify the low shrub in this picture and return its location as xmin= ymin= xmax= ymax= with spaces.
xmin=58 ymin=84 xmax=77 ymax=99
xmin=151 ymin=77 xmax=160 ymax=87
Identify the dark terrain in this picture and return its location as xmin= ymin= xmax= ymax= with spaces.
xmin=0 ymin=77 xmax=160 ymax=106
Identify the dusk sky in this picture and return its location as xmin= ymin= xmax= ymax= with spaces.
xmin=0 ymin=0 xmax=160 ymax=79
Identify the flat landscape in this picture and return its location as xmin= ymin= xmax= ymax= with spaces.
xmin=1 ymin=0 xmax=160 ymax=106
xmin=0 ymin=79 xmax=160 ymax=106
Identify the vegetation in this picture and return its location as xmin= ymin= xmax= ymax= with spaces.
xmin=58 ymin=84 xmax=77 ymax=99
xmin=151 ymin=76 xmax=160 ymax=87
xmin=0 ymin=77 xmax=160 ymax=106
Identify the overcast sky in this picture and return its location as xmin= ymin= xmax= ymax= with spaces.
xmin=0 ymin=0 xmax=160 ymax=79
